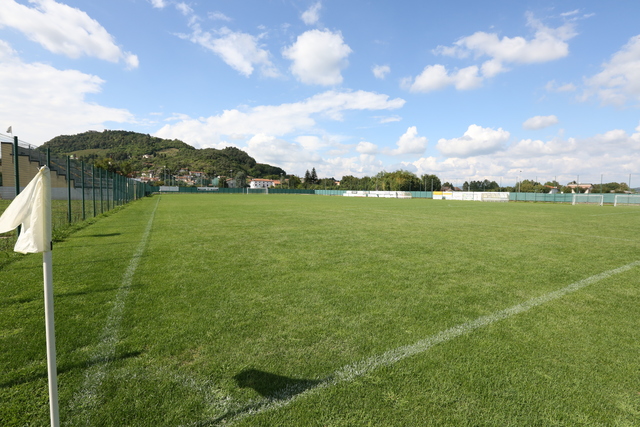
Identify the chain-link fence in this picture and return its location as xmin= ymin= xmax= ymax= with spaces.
xmin=0 ymin=136 xmax=154 ymax=254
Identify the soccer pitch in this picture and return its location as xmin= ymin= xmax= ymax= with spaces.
xmin=1 ymin=194 xmax=639 ymax=426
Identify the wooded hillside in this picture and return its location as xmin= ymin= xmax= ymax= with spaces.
xmin=40 ymin=130 xmax=286 ymax=179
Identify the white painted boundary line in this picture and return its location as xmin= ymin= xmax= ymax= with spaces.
xmin=213 ymin=259 xmax=640 ymax=425
xmin=69 ymin=197 xmax=160 ymax=425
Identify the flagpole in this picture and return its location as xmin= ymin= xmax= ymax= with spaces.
xmin=43 ymin=249 xmax=60 ymax=427
xmin=0 ymin=166 xmax=59 ymax=426
xmin=42 ymin=165 xmax=59 ymax=427
xmin=41 ymin=165 xmax=59 ymax=427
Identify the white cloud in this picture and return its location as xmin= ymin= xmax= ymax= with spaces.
xmin=436 ymin=125 xmax=509 ymax=157
xmin=324 ymin=154 xmax=384 ymax=179
xmin=356 ymin=141 xmax=379 ymax=154
xmin=545 ymin=80 xmax=576 ymax=92
xmin=376 ymin=115 xmax=401 ymax=124
xmin=372 ymin=64 xmax=390 ymax=79
xmin=0 ymin=0 xmax=138 ymax=68
xmin=149 ymin=0 xmax=166 ymax=8
xmin=385 ymin=126 xmax=428 ymax=156
xmin=246 ymin=134 xmax=322 ymax=167
xmin=583 ymin=34 xmax=640 ymax=105
xmin=509 ymin=137 xmax=577 ymax=157
xmin=407 ymin=13 xmax=576 ymax=93
xmin=522 ymin=115 xmax=559 ymax=130
xmin=282 ymin=29 xmax=352 ymax=85
xmin=405 ymin=64 xmax=482 ymax=93
xmin=155 ymin=90 xmax=405 ymax=147
xmin=295 ymin=135 xmax=342 ymax=152
xmin=301 ymin=2 xmax=322 ymax=25
xmin=0 ymin=40 xmax=16 ymax=59
xmin=175 ymin=2 xmax=193 ymax=16
xmin=0 ymin=43 xmax=133 ymax=144
xmin=181 ymin=25 xmax=278 ymax=77
xmin=560 ymin=10 xmax=580 ymax=18
xmin=440 ymin=13 xmax=576 ymax=64
xmin=209 ymin=11 xmax=232 ymax=21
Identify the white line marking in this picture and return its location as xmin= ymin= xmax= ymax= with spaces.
xmin=69 ymin=197 xmax=160 ymax=425
xmin=205 ymin=260 xmax=640 ymax=426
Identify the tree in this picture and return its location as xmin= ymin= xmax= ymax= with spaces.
xmin=235 ymin=171 xmax=247 ymax=188
xmin=288 ymin=175 xmax=302 ymax=188
xmin=310 ymin=167 xmax=318 ymax=184
xmin=420 ymin=174 xmax=441 ymax=191
xmin=518 ymin=179 xmax=544 ymax=193
xmin=339 ymin=175 xmax=361 ymax=190
xmin=382 ymin=170 xmax=421 ymax=191
xmin=442 ymin=182 xmax=455 ymax=190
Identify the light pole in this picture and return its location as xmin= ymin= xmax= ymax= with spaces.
xmin=518 ymin=171 xmax=522 ymax=193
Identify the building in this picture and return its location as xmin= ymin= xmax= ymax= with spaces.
xmin=249 ymin=178 xmax=276 ymax=189
xmin=566 ymin=183 xmax=593 ymax=193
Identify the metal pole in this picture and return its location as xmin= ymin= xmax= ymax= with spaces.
xmin=46 ymin=147 xmax=51 ymax=168
xmin=12 ymin=136 xmax=21 ymax=235
xmin=106 ymin=171 xmax=111 ymax=211
xmin=13 ymin=136 xmax=20 ymax=198
xmin=66 ymin=156 xmax=72 ymax=223
xmin=42 ymin=250 xmax=60 ymax=427
xmin=100 ymin=168 xmax=104 ymax=214
xmin=112 ymin=173 xmax=116 ymax=207
xmin=81 ymin=161 xmax=86 ymax=220
xmin=92 ymin=165 xmax=96 ymax=217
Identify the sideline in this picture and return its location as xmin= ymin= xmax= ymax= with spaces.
xmin=203 ymin=259 xmax=640 ymax=426
xmin=68 ymin=197 xmax=161 ymax=425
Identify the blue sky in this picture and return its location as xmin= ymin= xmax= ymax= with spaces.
xmin=1 ymin=0 xmax=639 ymax=186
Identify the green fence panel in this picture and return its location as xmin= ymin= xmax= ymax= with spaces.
xmin=315 ymin=190 xmax=345 ymax=196
xmin=178 ymin=186 xmax=198 ymax=192
xmin=409 ymin=191 xmax=432 ymax=198
xmin=269 ymin=189 xmax=315 ymax=194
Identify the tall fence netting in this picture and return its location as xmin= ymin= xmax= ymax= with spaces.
xmin=0 ymin=136 xmax=154 ymax=254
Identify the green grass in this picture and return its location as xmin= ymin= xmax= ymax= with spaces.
xmin=1 ymin=194 xmax=639 ymax=426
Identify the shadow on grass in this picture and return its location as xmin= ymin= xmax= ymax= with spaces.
xmin=55 ymin=283 xmax=142 ymax=299
xmin=233 ymin=368 xmax=321 ymax=398
xmin=0 ymin=295 xmax=38 ymax=307
xmin=0 ymin=350 xmax=143 ymax=389
xmin=85 ymin=233 xmax=122 ymax=238
xmin=194 ymin=369 xmax=323 ymax=426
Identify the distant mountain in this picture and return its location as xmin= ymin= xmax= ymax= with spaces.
xmin=40 ymin=130 xmax=286 ymax=180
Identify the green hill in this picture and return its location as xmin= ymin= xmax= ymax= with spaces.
xmin=40 ymin=130 xmax=286 ymax=181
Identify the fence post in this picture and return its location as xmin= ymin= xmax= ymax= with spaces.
xmin=108 ymin=171 xmax=112 ymax=211
xmin=12 ymin=136 xmax=21 ymax=235
xmin=13 ymin=136 xmax=20 ymax=199
xmin=112 ymin=172 xmax=115 ymax=207
xmin=67 ymin=156 xmax=72 ymax=223
xmin=81 ymin=161 xmax=86 ymax=221
xmin=99 ymin=168 xmax=103 ymax=214
xmin=105 ymin=170 xmax=109 ymax=211
xmin=92 ymin=165 xmax=97 ymax=217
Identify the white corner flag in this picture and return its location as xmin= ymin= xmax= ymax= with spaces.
xmin=0 ymin=166 xmax=59 ymax=427
xmin=0 ymin=166 xmax=52 ymax=253
xmin=6 ymin=126 xmax=12 ymax=134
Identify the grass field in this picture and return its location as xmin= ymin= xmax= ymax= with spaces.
xmin=1 ymin=194 xmax=639 ymax=426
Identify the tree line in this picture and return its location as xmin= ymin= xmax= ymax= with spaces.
xmin=276 ymin=172 xmax=632 ymax=193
